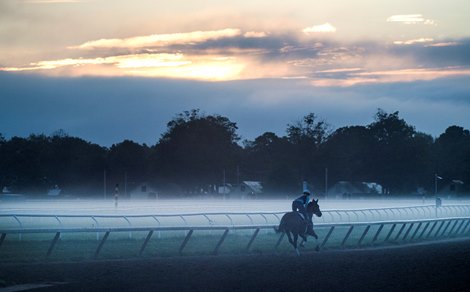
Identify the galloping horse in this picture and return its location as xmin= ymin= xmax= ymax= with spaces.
xmin=275 ymin=199 xmax=322 ymax=255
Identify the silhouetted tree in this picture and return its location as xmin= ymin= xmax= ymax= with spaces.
xmin=154 ymin=109 xmax=242 ymax=193
xmin=107 ymin=140 xmax=150 ymax=192
xmin=434 ymin=126 xmax=470 ymax=192
xmin=286 ymin=113 xmax=331 ymax=187
xmin=243 ymin=132 xmax=296 ymax=193
xmin=368 ymin=109 xmax=421 ymax=193
xmin=323 ymin=126 xmax=375 ymax=183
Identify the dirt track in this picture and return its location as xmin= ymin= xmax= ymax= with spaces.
xmin=1 ymin=239 xmax=470 ymax=292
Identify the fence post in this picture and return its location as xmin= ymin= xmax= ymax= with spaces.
xmin=460 ymin=220 xmax=470 ymax=234
xmin=439 ymin=220 xmax=452 ymax=238
xmin=91 ymin=216 xmax=99 ymax=241
xmin=447 ymin=220 xmax=460 ymax=237
xmin=123 ymin=216 xmax=132 ymax=239
xmin=179 ymin=229 xmax=194 ymax=255
xmin=433 ymin=221 xmax=446 ymax=238
xmin=139 ymin=230 xmax=154 ymax=256
xmin=321 ymin=226 xmax=335 ymax=248
xmin=417 ymin=222 xmax=430 ymax=239
xmin=246 ymin=228 xmax=260 ymax=252
xmin=402 ymin=223 xmax=414 ymax=241
xmin=213 ymin=229 xmax=229 ymax=255
xmin=384 ymin=224 xmax=397 ymax=242
xmin=454 ymin=220 xmax=466 ymax=235
xmin=394 ymin=224 xmax=407 ymax=241
xmin=46 ymin=232 xmax=61 ymax=259
xmin=371 ymin=224 xmax=384 ymax=245
xmin=426 ymin=221 xmax=439 ymax=238
xmin=358 ymin=225 xmax=370 ymax=246
xmin=341 ymin=226 xmax=354 ymax=247
xmin=13 ymin=216 xmax=22 ymax=241
xmin=94 ymin=231 xmax=110 ymax=259
xmin=410 ymin=222 xmax=422 ymax=241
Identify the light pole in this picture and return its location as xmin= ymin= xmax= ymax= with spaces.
xmin=434 ymin=173 xmax=442 ymax=195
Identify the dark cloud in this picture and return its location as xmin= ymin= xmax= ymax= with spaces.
xmin=1 ymin=72 xmax=470 ymax=146
xmin=389 ymin=38 xmax=470 ymax=67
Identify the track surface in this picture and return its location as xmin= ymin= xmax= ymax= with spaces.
xmin=1 ymin=239 xmax=470 ymax=292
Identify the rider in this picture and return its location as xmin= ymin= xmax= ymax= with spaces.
xmin=292 ymin=190 xmax=311 ymax=224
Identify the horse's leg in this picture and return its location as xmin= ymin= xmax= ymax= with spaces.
xmin=307 ymin=226 xmax=318 ymax=240
xmin=286 ymin=231 xmax=294 ymax=247
xmin=299 ymin=234 xmax=307 ymax=247
xmin=311 ymin=229 xmax=318 ymax=240
xmin=293 ymin=233 xmax=300 ymax=256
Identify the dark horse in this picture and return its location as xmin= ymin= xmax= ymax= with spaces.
xmin=276 ymin=199 xmax=322 ymax=255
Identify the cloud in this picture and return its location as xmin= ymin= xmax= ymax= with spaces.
xmin=3 ymin=25 xmax=470 ymax=85
xmin=243 ymin=31 xmax=268 ymax=38
xmin=24 ymin=0 xmax=81 ymax=2
xmin=2 ymin=73 xmax=469 ymax=146
xmin=71 ymin=28 xmax=242 ymax=50
xmin=0 ymin=53 xmax=247 ymax=81
xmin=425 ymin=42 xmax=459 ymax=47
xmin=393 ymin=38 xmax=434 ymax=45
xmin=302 ymin=23 xmax=337 ymax=34
xmin=386 ymin=14 xmax=435 ymax=25
xmin=312 ymin=67 xmax=470 ymax=87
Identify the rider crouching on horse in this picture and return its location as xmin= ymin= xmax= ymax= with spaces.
xmin=292 ymin=191 xmax=312 ymax=226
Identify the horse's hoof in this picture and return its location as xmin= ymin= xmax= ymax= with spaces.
xmin=315 ymin=245 xmax=320 ymax=252
xmin=295 ymin=248 xmax=300 ymax=256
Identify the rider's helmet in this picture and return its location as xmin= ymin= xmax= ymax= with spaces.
xmin=303 ymin=191 xmax=310 ymax=196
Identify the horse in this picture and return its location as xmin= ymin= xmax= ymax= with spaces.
xmin=275 ymin=199 xmax=322 ymax=255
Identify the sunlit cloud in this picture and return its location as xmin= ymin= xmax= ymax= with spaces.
xmin=312 ymin=67 xmax=470 ymax=87
xmin=302 ymin=23 xmax=337 ymax=34
xmin=316 ymin=68 xmax=363 ymax=73
xmin=25 ymin=0 xmax=82 ymax=3
xmin=1 ymin=54 xmax=188 ymax=71
xmin=393 ymin=38 xmax=434 ymax=45
xmin=386 ymin=14 xmax=435 ymax=25
xmin=0 ymin=53 xmax=248 ymax=81
xmin=426 ymin=42 xmax=460 ymax=47
xmin=71 ymin=28 xmax=242 ymax=50
xmin=311 ymin=77 xmax=377 ymax=87
xmin=243 ymin=31 xmax=268 ymax=38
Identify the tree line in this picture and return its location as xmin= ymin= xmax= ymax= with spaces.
xmin=1 ymin=109 xmax=469 ymax=197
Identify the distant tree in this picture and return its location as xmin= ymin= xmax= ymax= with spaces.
xmin=286 ymin=113 xmax=331 ymax=187
xmin=154 ymin=109 xmax=242 ymax=193
xmin=323 ymin=126 xmax=375 ymax=183
xmin=47 ymin=133 xmax=107 ymax=195
xmin=243 ymin=132 xmax=296 ymax=192
xmin=107 ymin=140 xmax=150 ymax=190
xmin=367 ymin=109 xmax=424 ymax=193
xmin=0 ymin=135 xmax=45 ymax=193
xmin=434 ymin=126 xmax=470 ymax=192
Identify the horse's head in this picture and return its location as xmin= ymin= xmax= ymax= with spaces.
xmin=307 ymin=199 xmax=322 ymax=218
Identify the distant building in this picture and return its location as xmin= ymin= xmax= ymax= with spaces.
xmin=440 ymin=180 xmax=465 ymax=197
xmin=129 ymin=183 xmax=158 ymax=199
xmin=328 ymin=181 xmax=383 ymax=199
xmin=217 ymin=181 xmax=263 ymax=199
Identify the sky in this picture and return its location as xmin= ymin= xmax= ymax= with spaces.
xmin=1 ymin=0 xmax=470 ymax=146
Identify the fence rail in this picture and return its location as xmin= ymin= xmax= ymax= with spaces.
xmin=1 ymin=217 xmax=470 ymax=260
xmin=2 ymin=204 xmax=470 ymax=231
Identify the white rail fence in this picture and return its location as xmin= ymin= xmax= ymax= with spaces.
xmin=2 ymin=204 xmax=470 ymax=232
xmin=1 ymin=217 xmax=470 ymax=260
